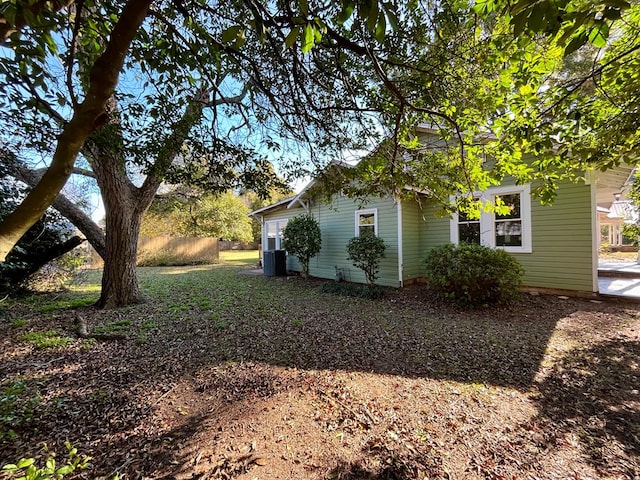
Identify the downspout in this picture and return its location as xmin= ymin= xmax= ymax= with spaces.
xmin=587 ymin=171 xmax=599 ymax=293
xmin=397 ymin=198 xmax=404 ymax=287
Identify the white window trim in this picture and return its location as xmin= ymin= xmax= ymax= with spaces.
xmin=450 ymin=184 xmax=532 ymax=253
xmin=355 ymin=208 xmax=378 ymax=236
xmin=264 ymin=218 xmax=289 ymax=250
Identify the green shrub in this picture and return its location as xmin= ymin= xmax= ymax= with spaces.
xmin=282 ymin=214 xmax=322 ymax=278
xmin=320 ymin=281 xmax=384 ymax=299
xmin=0 ymin=380 xmax=41 ymax=443
xmin=424 ymin=243 xmax=524 ymax=306
xmin=346 ymin=232 xmax=386 ymax=285
xmin=2 ymin=441 xmax=91 ymax=479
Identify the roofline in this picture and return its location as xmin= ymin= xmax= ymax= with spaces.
xmin=247 ymin=196 xmax=295 ymax=218
xmin=287 ymin=179 xmax=316 ymax=209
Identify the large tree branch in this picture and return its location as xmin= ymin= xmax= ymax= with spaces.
xmin=0 ymin=0 xmax=151 ymax=261
xmin=137 ymin=92 xmax=206 ymax=209
xmin=6 ymin=235 xmax=85 ymax=287
xmin=9 ymin=162 xmax=106 ymax=259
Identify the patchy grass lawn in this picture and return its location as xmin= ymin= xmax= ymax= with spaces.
xmin=219 ymin=249 xmax=260 ymax=267
xmin=0 ymin=264 xmax=639 ymax=479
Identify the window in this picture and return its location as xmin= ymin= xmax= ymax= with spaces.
xmin=494 ymin=193 xmax=522 ymax=247
xmin=264 ymin=219 xmax=288 ymax=250
xmin=457 ymin=199 xmax=481 ymax=245
xmin=451 ymin=185 xmax=532 ymax=253
xmin=355 ymin=208 xmax=378 ymax=236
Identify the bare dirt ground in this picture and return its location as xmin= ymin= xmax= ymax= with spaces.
xmin=1 ymin=266 xmax=639 ymax=479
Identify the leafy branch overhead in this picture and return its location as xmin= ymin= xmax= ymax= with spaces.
xmin=2 ymin=0 xmax=640 ymax=309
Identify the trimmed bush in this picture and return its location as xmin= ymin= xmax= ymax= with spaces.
xmin=346 ymin=232 xmax=386 ymax=285
xmin=282 ymin=214 xmax=322 ymax=278
xmin=424 ymin=243 xmax=524 ymax=307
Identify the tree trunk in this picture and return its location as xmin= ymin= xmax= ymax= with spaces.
xmin=93 ymin=155 xmax=145 ymax=309
xmin=0 ymin=0 xmax=151 ymax=262
xmin=89 ymin=92 xmax=205 ymax=308
xmin=98 ymin=196 xmax=143 ymax=308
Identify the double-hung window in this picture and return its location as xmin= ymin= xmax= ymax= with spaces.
xmin=494 ymin=193 xmax=523 ymax=247
xmin=355 ymin=208 xmax=378 ymax=236
xmin=264 ymin=219 xmax=288 ymax=250
xmin=457 ymin=199 xmax=481 ymax=245
xmin=451 ymin=185 xmax=532 ymax=253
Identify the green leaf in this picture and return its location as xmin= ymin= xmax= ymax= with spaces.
xmin=564 ymin=30 xmax=588 ymax=55
xmin=588 ymin=22 xmax=609 ymax=48
xmin=16 ymin=459 xmax=34 ymax=469
xmin=473 ymin=0 xmax=495 ymax=15
xmin=603 ymin=0 xmax=630 ymax=9
xmin=221 ymin=26 xmax=240 ymax=44
xmin=518 ymin=84 xmax=534 ymax=95
xmin=358 ymin=1 xmax=370 ymax=21
xmin=302 ymin=23 xmax=314 ymax=53
xmin=511 ymin=12 xmax=528 ymax=36
xmin=285 ymin=28 xmax=298 ymax=49
xmin=385 ymin=6 xmax=399 ymax=32
xmin=367 ymin=0 xmax=379 ymax=32
xmin=337 ymin=1 xmax=355 ymax=24
xmin=299 ymin=0 xmax=308 ymax=16
xmin=55 ymin=465 xmax=74 ymax=475
xmin=234 ymin=30 xmax=247 ymax=49
xmin=375 ymin=14 xmax=386 ymax=42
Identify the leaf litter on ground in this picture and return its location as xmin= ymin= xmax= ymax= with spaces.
xmin=0 ymin=264 xmax=639 ymax=479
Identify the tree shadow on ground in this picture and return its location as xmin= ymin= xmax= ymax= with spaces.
xmin=534 ymin=336 xmax=640 ymax=478
xmin=2 ymin=268 xmax=639 ymax=479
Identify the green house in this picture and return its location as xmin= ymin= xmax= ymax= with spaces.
xmin=250 ymin=132 xmax=635 ymax=295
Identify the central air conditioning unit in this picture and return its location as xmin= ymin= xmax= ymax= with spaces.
xmin=263 ymin=250 xmax=287 ymax=276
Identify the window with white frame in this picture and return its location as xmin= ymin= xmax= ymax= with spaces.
xmin=264 ymin=219 xmax=288 ymax=250
xmin=450 ymin=185 xmax=532 ymax=253
xmin=457 ymin=198 xmax=481 ymax=245
xmin=355 ymin=208 xmax=378 ymax=236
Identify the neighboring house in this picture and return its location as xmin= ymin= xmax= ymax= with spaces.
xmin=249 ymin=128 xmax=636 ymax=295
xmin=597 ymin=198 xmax=638 ymax=249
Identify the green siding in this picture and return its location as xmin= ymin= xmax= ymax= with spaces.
xmin=514 ymin=181 xmax=594 ymax=291
xmin=308 ymin=195 xmax=400 ymax=287
xmin=421 ymin=202 xmax=450 ymax=250
xmin=261 ymin=178 xmax=595 ymax=292
xmin=401 ymin=199 xmax=426 ymax=281
xmin=421 ymin=181 xmax=595 ymax=292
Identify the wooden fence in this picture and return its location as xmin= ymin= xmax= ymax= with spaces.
xmin=90 ymin=236 xmax=219 ymax=267
xmin=218 ymin=240 xmax=259 ymax=251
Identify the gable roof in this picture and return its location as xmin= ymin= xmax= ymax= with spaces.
xmin=247 ymin=196 xmax=296 ymax=218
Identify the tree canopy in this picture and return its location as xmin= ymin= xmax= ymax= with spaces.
xmin=2 ymin=0 xmax=639 ymax=306
xmin=141 ymin=191 xmax=254 ymax=242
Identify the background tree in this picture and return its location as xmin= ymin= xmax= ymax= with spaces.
xmin=282 ymin=214 xmax=322 ymax=278
xmin=141 ymin=191 xmax=253 ymax=242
